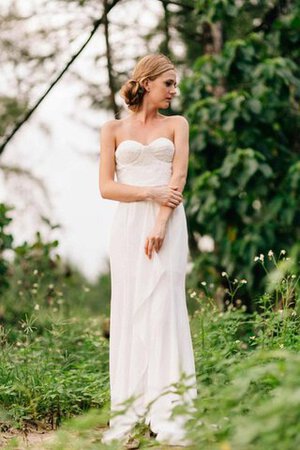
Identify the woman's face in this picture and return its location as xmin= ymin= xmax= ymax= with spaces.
xmin=146 ymin=69 xmax=177 ymax=109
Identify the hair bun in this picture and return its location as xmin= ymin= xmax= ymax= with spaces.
xmin=120 ymin=78 xmax=145 ymax=109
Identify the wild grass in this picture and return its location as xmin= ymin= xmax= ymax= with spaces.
xmin=1 ymin=250 xmax=299 ymax=449
xmin=0 ymin=316 xmax=109 ymax=430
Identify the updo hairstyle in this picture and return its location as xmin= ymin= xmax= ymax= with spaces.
xmin=120 ymin=53 xmax=175 ymax=112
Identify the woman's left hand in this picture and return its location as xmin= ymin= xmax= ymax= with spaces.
xmin=144 ymin=220 xmax=167 ymax=259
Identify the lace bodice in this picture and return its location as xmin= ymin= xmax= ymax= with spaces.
xmin=114 ymin=137 xmax=174 ymax=186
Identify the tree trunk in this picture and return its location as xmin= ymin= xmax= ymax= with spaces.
xmin=103 ymin=0 xmax=119 ymax=118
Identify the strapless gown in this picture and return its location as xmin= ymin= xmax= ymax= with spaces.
xmin=101 ymin=137 xmax=197 ymax=446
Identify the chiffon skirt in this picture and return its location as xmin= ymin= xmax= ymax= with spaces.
xmin=101 ymin=200 xmax=198 ymax=446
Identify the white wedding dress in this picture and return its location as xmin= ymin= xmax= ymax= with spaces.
xmin=101 ymin=137 xmax=198 ymax=446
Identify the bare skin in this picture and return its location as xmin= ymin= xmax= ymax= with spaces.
xmin=99 ymin=69 xmax=190 ymax=259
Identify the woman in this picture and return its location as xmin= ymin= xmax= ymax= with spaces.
xmin=99 ymin=53 xmax=197 ymax=447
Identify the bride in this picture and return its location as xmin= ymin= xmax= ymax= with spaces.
xmin=99 ymin=53 xmax=197 ymax=447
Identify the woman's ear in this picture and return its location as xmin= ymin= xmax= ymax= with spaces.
xmin=142 ymin=79 xmax=150 ymax=93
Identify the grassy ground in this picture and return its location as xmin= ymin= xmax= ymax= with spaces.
xmin=1 ymin=279 xmax=299 ymax=450
xmin=0 ymin=235 xmax=299 ymax=449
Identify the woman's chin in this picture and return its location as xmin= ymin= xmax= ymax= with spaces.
xmin=160 ymin=101 xmax=171 ymax=109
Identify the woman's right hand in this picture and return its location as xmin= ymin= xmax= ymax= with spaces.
xmin=150 ymin=185 xmax=183 ymax=208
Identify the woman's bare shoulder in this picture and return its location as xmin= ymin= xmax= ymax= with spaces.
xmin=168 ymin=114 xmax=189 ymax=126
xmin=101 ymin=117 xmax=130 ymax=133
xmin=160 ymin=113 xmax=189 ymax=127
xmin=100 ymin=118 xmax=120 ymax=132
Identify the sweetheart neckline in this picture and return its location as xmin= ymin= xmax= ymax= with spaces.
xmin=115 ymin=137 xmax=174 ymax=153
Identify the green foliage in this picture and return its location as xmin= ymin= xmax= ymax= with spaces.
xmin=2 ymin=280 xmax=299 ymax=449
xmin=181 ymin=3 xmax=300 ymax=302
xmin=189 ymin=349 xmax=300 ymax=450
xmin=185 ymin=278 xmax=300 ymax=450
xmin=0 ymin=203 xmax=110 ymax=326
xmin=0 ymin=317 xmax=109 ymax=429
xmin=0 ymin=203 xmax=14 ymax=294
xmin=0 ymin=96 xmax=28 ymax=140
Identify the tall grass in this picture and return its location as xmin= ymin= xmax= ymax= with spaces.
xmin=1 ymin=223 xmax=299 ymax=450
xmin=0 ymin=317 xmax=109 ymax=430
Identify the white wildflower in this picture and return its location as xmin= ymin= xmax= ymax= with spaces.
xmin=252 ymin=17 xmax=261 ymax=27
xmin=259 ymin=254 xmax=264 ymax=261
xmin=221 ymin=271 xmax=227 ymax=277
xmin=254 ymin=256 xmax=259 ymax=262
xmin=280 ymin=250 xmax=286 ymax=255
xmin=34 ymin=304 xmax=40 ymax=311
xmin=197 ymin=234 xmax=215 ymax=252
xmin=268 ymin=250 xmax=274 ymax=258
xmin=201 ymin=281 xmax=207 ymax=286
xmin=240 ymin=279 xmax=247 ymax=284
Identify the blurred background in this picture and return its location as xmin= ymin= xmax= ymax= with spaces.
xmin=0 ymin=0 xmax=168 ymax=283
xmin=1 ymin=0 xmax=300 ymax=315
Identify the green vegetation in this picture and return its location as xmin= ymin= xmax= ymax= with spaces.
xmin=0 ymin=203 xmax=110 ymax=433
xmin=182 ymin=1 xmax=300 ymax=305
xmin=1 ymin=203 xmax=299 ymax=449
xmin=1 ymin=1 xmax=300 ymax=448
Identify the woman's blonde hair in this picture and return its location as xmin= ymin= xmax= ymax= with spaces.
xmin=119 ymin=53 xmax=175 ymax=112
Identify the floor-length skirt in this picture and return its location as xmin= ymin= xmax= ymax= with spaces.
xmin=101 ymin=199 xmax=198 ymax=445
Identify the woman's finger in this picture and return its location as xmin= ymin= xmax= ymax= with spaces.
xmin=172 ymin=192 xmax=182 ymax=201
xmin=156 ymin=239 xmax=163 ymax=252
xmin=144 ymin=238 xmax=149 ymax=257
xmin=148 ymin=239 xmax=154 ymax=259
xmin=154 ymin=239 xmax=160 ymax=252
xmin=167 ymin=201 xmax=178 ymax=208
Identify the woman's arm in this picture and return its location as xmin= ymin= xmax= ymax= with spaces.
xmin=144 ymin=116 xmax=190 ymax=259
xmin=155 ymin=115 xmax=190 ymax=224
xmin=98 ymin=120 xmax=183 ymax=207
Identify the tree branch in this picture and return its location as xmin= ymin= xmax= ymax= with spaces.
xmin=252 ymin=0 xmax=289 ymax=33
xmin=0 ymin=0 xmax=121 ymax=156
xmin=103 ymin=0 xmax=119 ymax=118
